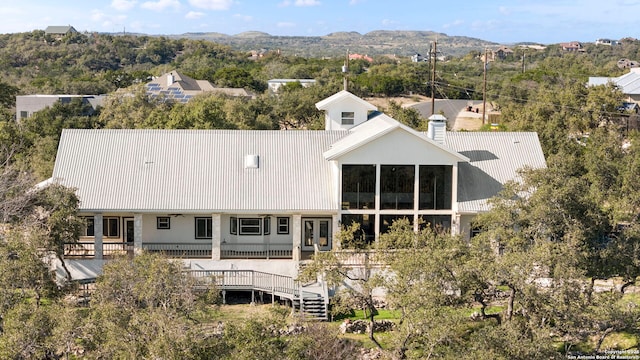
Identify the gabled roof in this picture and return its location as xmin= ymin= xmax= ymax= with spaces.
xmin=323 ymin=113 xmax=469 ymax=162
xmin=45 ymin=26 xmax=77 ymax=35
xmin=315 ymin=90 xmax=377 ymax=111
xmin=53 ymin=129 xmax=346 ymax=213
xmin=589 ymin=68 xmax=640 ymax=95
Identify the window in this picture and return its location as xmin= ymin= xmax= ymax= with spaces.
xmin=239 ymin=218 xmax=262 ymax=235
xmin=342 ymin=165 xmax=376 ymax=210
xmin=157 ymin=217 xmax=170 ymax=229
xmin=419 ymin=165 xmax=452 ymax=210
xmin=341 ymin=214 xmax=376 ymax=245
xmin=103 ymin=217 xmax=120 ymax=238
xmin=380 ymin=165 xmax=415 ymax=210
xmin=418 ymin=215 xmax=452 ymax=232
xmin=380 ymin=215 xmax=413 ymax=234
xmin=20 ymin=111 xmax=28 ymax=119
xmin=341 ymin=111 xmax=355 ymax=125
xmin=277 ymin=217 xmax=290 ymax=234
xmin=263 ymin=218 xmax=271 ymax=235
xmin=230 ymin=217 xmax=238 ymax=235
xmin=81 ymin=216 xmax=94 ymax=237
xmin=195 ymin=217 xmax=212 ymax=239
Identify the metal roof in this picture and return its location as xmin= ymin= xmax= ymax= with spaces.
xmin=53 ymin=129 xmax=346 ymax=213
xmin=588 ymin=68 xmax=640 ymax=95
xmin=52 ymin=128 xmax=545 ymax=215
xmin=444 ymin=132 xmax=547 ymax=212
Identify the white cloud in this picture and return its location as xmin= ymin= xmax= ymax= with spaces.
xmin=140 ymin=0 xmax=180 ymax=11
xmin=277 ymin=22 xmax=296 ymax=28
xmin=280 ymin=0 xmax=319 ymax=7
xmin=233 ymin=13 xmax=253 ymax=22
xmin=294 ymin=0 xmax=320 ymax=6
xmin=442 ymin=19 xmax=464 ymax=29
xmin=188 ymin=0 xmax=234 ymax=10
xmin=111 ymin=0 xmax=137 ymax=11
xmin=381 ymin=19 xmax=397 ymax=26
xmin=185 ymin=11 xmax=205 ymax=19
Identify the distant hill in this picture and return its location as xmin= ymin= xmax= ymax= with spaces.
xmin=166 ymin=30 xmax=498 ymax=58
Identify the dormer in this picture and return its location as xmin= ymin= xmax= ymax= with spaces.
xmin=315 ymin=90 xmax=378 ymax=131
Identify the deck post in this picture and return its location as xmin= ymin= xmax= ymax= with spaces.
xmin=292 ymin=215 xmax=301 ymax=261
xmin=133 ymin=213 xmax=143 ymax=255
xmin=94 ymin=214 xmax=103 ymax=259
xmin=211 ymin=214 xmax=221 ymax=260
xmin=271 ymin=275 xmax=275 ymax=304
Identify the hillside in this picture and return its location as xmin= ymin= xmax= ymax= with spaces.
xmin=168 ymin=30 xmax=498 ymax=57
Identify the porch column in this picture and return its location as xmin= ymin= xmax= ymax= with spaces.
xmin=292 ymin=214 xmax=301 ymax=262
xmin=94 ymin=214 xmax=103 ymax=260
xmin=451 ymin=164 xmax=460 ymax=237
xmin=211 ymin=214 xmax=221 ymax=260
xmin=331 ymin=214 xmax=340 ymax=249
xmin=134 ymin=213 xmax=143 ymax=255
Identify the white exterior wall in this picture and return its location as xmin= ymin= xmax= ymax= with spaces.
xmin=324 ymin=98 xmax=371 ymax=131
xmin=459 ymin=214 xmax=477 ymax=241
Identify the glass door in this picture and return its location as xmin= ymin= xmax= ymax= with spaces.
xmin=302 ymin=218 xmax=331 ymax=251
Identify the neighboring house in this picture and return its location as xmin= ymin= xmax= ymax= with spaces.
xmin=617 ymin=58 xmax=639 ymax=69
xmin=48 ymin=90 xmax=546 ymax=282
xmin=349 ymin=53 xmax=373 ymax=63
xmin=44 ymin=25 xmax=77 ymax=39
xmin=267 ymin=79 xmax=316 ymax=93
xmin=560 ymin=41 xmax=583 ymax=51
xmin=146 ymin=70 xmax=252 ymax=103
xmin=493 ymin=46 xmax=514 ymax=60
xmin=16 ymin=94 xmax=105 ymax=122
xmin=411 ymin=53 xmax=427 ymax=62
xmin=596 ymin=38 xmax=618 ymax=46
xmin=589 ymin=67 xmax=640 ymax=103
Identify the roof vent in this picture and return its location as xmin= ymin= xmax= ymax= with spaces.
xmin=244 ymin=154 xmax=259 ymax=169
xmin=427 ymin=114 xmax=447 ymax=144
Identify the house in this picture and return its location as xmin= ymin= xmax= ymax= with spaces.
xmin=146 ymin=70 xmax=253 ymax=103
xmin=617 ymin=58 xmax=639 ymax=69
xmin=349 ymin=53 xmax=373 ymax=63
xmin=16 ymin=94 xmax=106 ymax=122
xmin=411 ymin=53 xmax=427 ymax=62
xmin=560 ymin=41 xmax=583 ymax=52
xmin=493 ymin=46 xmax=514 ymax=60
xmin=48 ymin=91 xmax=545 ymax=283
xmin=267 ymin=79 xmax=316 ymax=93
xmin=589 ymin=68 xmax=640 ymax=103
xmin=596 ymin=38 xmax=618 ymax=46
xmin=44 ymin=25 xmax=77 ymax=40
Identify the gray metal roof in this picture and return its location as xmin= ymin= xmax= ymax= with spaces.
xmin=588 ymin=68 xmax=640 ymax=95
xmin=444 ymin=132 xmax=546 ymax=212
xmin=53 ymin=129 xmax=346 ymax=213
xmin=52 ymin=129 xmax=545 ymax=214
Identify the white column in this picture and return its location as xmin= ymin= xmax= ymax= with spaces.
xmin=451 ymin=164 xmax=460 ymax=235
xmin=94 ymin=214 xmax=103 ymax=260
xmin=413 ymin=165 xmax=420 ymax=232
xmin=211 ymin=214 xmax=221 ymax=260
xmin=374 ymin=164 xmax=381 ymax=241
xmin=292 ymin=214 xmax=301 ymax=261
xmin=134 ymin=214 xmax=143 ymax=255
xmin=331 ymin=214 xmax=340 ymax=250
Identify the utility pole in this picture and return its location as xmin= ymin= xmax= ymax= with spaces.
xmin=342 ymin=49 xmax=349 ymax=91
xmin=521 ymin=49 xmax=526 ymax=73
xmin=431 ymin=40 xmax=437 ymax=116
xmin=482 ymin=48 xmax=488 ymax=125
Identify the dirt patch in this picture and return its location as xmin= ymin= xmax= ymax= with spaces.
xmin=365 ymin=95 xmax=430 ymax=109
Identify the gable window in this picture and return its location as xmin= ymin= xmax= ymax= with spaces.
xmin=195 ymin=217 xmax=212 ymax=239
xmin=342 ymin=165 xmax=376 ymax=210
xmin=239 ymin=218 xmax=262 ymax=235
xmin=277 ymin=217 xmax=290 ymax=234
xmin=103 ymin=217 xmax=120 ymax=238
xmin=81 ymin=216 xmax=94 ymax=237
xmin=20 ymin=111 xmax=29 ymax=119
xmin=157 ymin=217 xmax=170 ymax=229
xmin=341 ymin=111 xmax=355 ymax=125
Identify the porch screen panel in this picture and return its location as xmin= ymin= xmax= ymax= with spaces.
xmin=380 ymin=165 xmax=415 ymax=210
xmin=419 ymin=165 xmax=452 ymax=210
xmin=342 ymin=165 xmax=376 ymax=210
xmin=380 ymin=215 xmax=413 ymax=234
xmin=419 ymin=215 xmax=452 ymax=232
xmin=341 ymin=214 xmax=375 ymax=245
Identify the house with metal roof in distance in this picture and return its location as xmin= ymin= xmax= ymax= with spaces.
xmin=146 ymin=70 xmax=253 ymax=103
xmin=44 ymin=25 xmax=77 ymax=40
xmin=16 ymin=94 xmax=106 ymax=122
xmin=589 ymin=67 xmax=640 ymax=103
xmin=267 ymin=79 xmax=317 ymax=93
xmin=48 ymin=90 xmax=546 ymax=284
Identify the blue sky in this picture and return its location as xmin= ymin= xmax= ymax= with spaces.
xmin=0 ymin=0 xmax=638 ymax=44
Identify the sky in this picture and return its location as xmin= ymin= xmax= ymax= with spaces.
xmin=0 ymin=0 xmax=639 ymax=44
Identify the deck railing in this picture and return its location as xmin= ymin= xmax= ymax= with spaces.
xmin=186 ymin=269 xmax=301 ymax=300
xmin=143 ymin=242 xmax=212 ymax=258
xmin=221 ymin=243 xmax=292 ymax=259
xmin=64 ymin=242 xmax=134 ymax=258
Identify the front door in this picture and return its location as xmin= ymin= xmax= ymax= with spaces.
xmin=302 ymin=218 xmax=332 ymax=251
